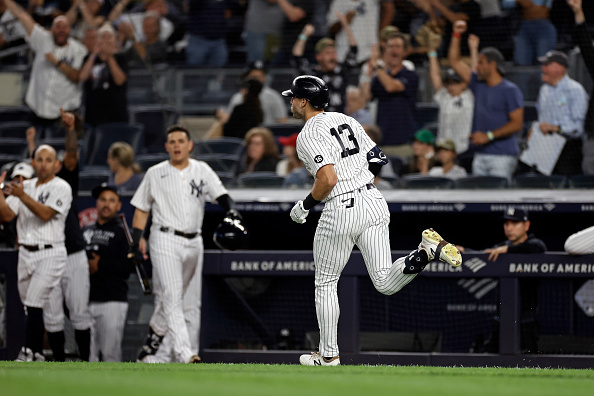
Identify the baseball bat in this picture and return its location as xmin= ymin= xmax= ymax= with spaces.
xmin=119 ymin=213 xmax=152 ymax=295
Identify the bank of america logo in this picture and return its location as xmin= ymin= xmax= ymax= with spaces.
xmin=458 ymin=278 xmax=499 ymax=300
xmin=464 ymin=257 xmax=487 ymax=273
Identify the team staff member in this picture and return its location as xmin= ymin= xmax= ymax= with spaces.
xmin=130 ymin=125 xmax=241 ymax=364
xmin=83 ymin=183 xmax=134 ymax=362
xmin=283 ymin=76 xmax=462 ymax=366
xmin=27 ymin=109 xmax=92 ymax=362
xmin=458 ymin=207 xmax=546 ymax=353
xmin=0 ymin=145 xmax=72 ymax=362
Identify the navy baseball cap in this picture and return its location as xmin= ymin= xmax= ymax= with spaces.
xmin=503 ymin=207 xmax=528 ymax=222
xmin=537 ymin=50 xmax=568 ymax=68
xmin=92 ymin=183 xmax=120 ymax=199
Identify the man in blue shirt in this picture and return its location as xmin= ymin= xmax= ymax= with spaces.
xmin=448 ymin=20 xmax=524 ymax=180
xmin=534 ymin=50 xmax=588 ymax=176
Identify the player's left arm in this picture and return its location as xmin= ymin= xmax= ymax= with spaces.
xmin=367 ymin=145 xmax=389 ymax=177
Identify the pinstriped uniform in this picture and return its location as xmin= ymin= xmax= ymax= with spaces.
xmin=6 ymin=177 xmax=72 ymax=308
xmin=149 ymin=265 xmax=202 ymax=362
xmin=131 ymin=159 xmax=227 ymax=363
xmin=297 ymin=112 xmax=419 ymax=358
xmin=565 ymin=226 xmax=594 ymax=255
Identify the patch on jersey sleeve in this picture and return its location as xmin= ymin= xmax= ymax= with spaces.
xmin=314 ymin=155 xmax=324 ymax=163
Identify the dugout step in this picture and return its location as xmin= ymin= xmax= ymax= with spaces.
xmin=305 ymin=331 xmax=442 ymax=353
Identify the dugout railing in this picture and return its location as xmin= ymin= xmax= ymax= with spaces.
xmin=2 ymin=248 xmax=594 ymax=368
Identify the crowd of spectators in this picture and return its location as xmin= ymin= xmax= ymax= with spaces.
xmin=0 ymin=0 xmax=594 ymax=191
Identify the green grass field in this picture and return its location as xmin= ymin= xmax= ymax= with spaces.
xmin=2 ymin=362 xmax=593 ymax=396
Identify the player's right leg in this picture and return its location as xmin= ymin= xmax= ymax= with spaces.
xmin=62 ymin=250 xmax=92 ymax=361
xmin=299 ymin=198 xmax=357 ymax=366
xmin=17 ymin=247 xmax=67 ymax=361
xmin=137 ymin=275 xmax=166 ymax=362
xmin=148 ymin=232 xmax=196 ymax=363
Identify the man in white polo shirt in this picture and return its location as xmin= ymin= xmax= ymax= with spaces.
xmin=4 ymin=0 xmax=87 ymax=129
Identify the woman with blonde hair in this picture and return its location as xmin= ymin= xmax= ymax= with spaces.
xmin=237 ymin=127 xmax=280 ymax=175
xmin=107 ymin=141 xmax=143 ymax=191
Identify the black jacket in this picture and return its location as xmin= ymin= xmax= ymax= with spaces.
xmin=83 ymin=217 xmax=135 ymax=302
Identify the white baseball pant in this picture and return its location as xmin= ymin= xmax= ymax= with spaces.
xmin=43 ymin=250 xmax=92 ymax=332
xmin=314 ymin=187 xmax=417 ymax=357
xmin=18 ymin=246 xmax=67 ymax=309
xmin=89 ymin=301 xmax=128 ymax=362
xmin=148 ymin=231 xmax=200 ymax=363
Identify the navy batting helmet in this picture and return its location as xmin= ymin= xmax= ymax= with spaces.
xmin=282 ymin=75 xmax=329 ymax=109
xmin=213 ymin=215 xmax=249 ymax=251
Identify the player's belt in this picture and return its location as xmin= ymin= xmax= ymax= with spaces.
xmin=159 ymin=227 xmax=199 ymax=239
xmin=21 ymin=244 xmax=53 ymax=251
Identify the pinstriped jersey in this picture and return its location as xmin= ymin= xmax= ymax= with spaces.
xmin=130 ymin=159 xmax=228 ymax=233
xmin=296 ymin=112 xmax=376 ymax=200
xmin=5 ymin=177 xmax=72 ymax=245
xmin=26 ymin=24 xmax=87 ymax=119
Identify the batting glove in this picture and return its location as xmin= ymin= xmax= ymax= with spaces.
xmin=290 ymin=200 xmax=309 ymax=224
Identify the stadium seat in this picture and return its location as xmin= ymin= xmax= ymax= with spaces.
xmin=195 ymin=137 xmax=244 ymax=156
xmin=135 ymin=153 xmax=170 ymax=172
xmin=86 ymin=123 xmax=145 ymax=167
xmin=568 ymin=174 xmax=594 ymax=189
xmin=388 ymin=156 xmax=404 ymax=176
xmin=78 ymin=169 xmax=111 ymax=192
xmin=264 ymin=123 xmax=302 ymax=137
xmin=0 ymin=138 xmax=28 ymax=157
xmin=524 ymin=102 xmax=538 ymax=123
xmin=129 ymin=105 xmax=180 ymax=153
xmin=399 ymin=174 xmax=454 ymax=189
xmin=416 ymin=103 xmax=439 ymax=126
xmin=237 ymin=172 xmax=285 ymax=188
xmin=0 ymin=106 xmax=31 ymax=123
xmin=216 ymin=171 xmax=237 ymax=187
xmin=454 ymin=176 xmax=509 ymax=189
xmin=195 ymin=153 xmax=241 ymax=174
xmin=0 ymin=121 xmax=32 ymax=138
xmin=513 ymin=173 xmax=567 ymax=189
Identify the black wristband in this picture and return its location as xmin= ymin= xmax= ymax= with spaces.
xmin=131 ymin=227 xmax=143 ymax=246
xmin=302 ymin=193 xmax=321 ymax=210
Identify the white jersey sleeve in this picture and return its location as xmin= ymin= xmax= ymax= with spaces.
xmin=27 ymin=24 xmax=50 ymax=52
xmin=44 ymin=177 xmax=72 ymax=215
xmin=130 ymin=167 xmax=153 ymax=212
xmin=201 ymin=162 xmax=228 ymax=201
xmin=5 ymin=194 xmax=19 ymax=215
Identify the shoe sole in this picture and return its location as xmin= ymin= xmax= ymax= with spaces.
xmin=422 ymin=229 xmax=462 ymax=267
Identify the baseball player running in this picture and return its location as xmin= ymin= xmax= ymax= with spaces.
xmin=282 ymin=75 xmax=462 ymax=366
xmin=130 ymin=125 xmax=241 ymax=363
xmin=0 ymin=145 xmax=72 ymax=362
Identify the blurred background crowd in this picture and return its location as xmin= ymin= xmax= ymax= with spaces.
xmin=0 ymin=0 xmax=593 ymax=192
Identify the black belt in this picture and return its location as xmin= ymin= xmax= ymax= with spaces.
xmin=159 ymin=227 xmax=198 ymax=239
xmin=21 ymin=244 xmax=53 ymax=252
